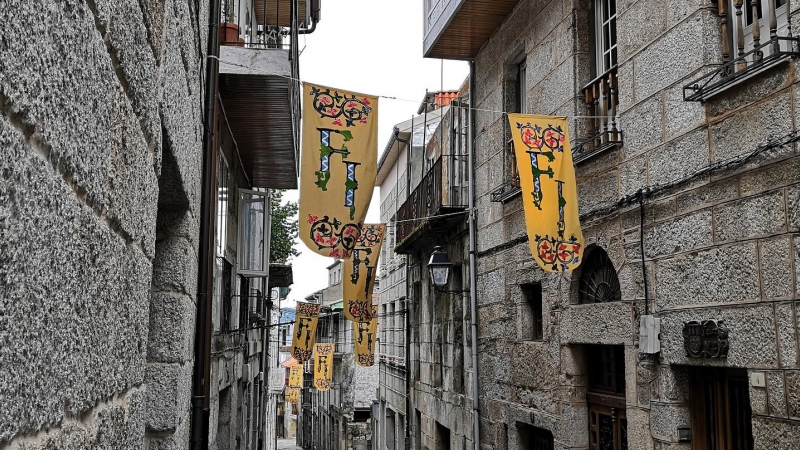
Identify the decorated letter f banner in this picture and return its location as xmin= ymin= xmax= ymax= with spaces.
xmin=300 ymin=83 xmax=379 ymax=259
xmin=507 ymin=114 xmax=585 ymax=272
xmin=291 ymin=301 xmax=321 ymax=363
xmin=343 ymin=224 xmax=385 ymax=323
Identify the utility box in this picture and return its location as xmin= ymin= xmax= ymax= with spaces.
xmin=639 ymin=315 xmax=661 ymax=354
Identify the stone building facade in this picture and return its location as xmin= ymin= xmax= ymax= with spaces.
xmin=0 ymin=0 xmax=314 ymax=449
xmin=417 ymin=0 xmax=800 ymax=449
xmin=377 ymin=95 xmax=473 ymax=450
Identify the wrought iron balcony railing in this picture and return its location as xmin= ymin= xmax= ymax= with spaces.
xmin=684 ymin=36 xmax=799 ymax=102
xmin=219 ymin=0 xmax=313 ymax=49
xmin=574 ymin=67 xmax=622 ymax=164
xmin=394 ymin=155 xmax=467 ymax=252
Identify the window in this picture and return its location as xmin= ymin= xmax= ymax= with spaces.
xmin=220 ymin=258 xmax=233 ymax=332
xmin=685 ymin=0 xmax=794 ymax=101
xmin=521 ymin=284 xmax=543 ymax=340
xmin=578 ymin=247 xmax=621 ymax=304
xmin=238 ymin=189 xmax=269 ymax=277
xmin=435 ymin=422 xmax=451 ymax=450
xmin=586 ymin=345 xmax=627 ymax=450
xmin=216 ymin=151 xmax=230 ymax=257
xmin=516 ymin=60 xmax=527 ymax=114
xmin=508 ymin=59 xmax=527 ymax=190
xmin=578 ymin=0 xmax=622 ymax=159
xmin=690 ymin=367 xmax=754 ymax=450
xmin=518 ymin=424 xmax=554 ymax=450
xmin=591 ymin=0 xmax=617 ymax=78
xmin=730 ymin=0 xmax=788 ymax=64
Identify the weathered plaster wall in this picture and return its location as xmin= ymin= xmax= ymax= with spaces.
xmin=0 ymin=0 xmax=206 ymax=448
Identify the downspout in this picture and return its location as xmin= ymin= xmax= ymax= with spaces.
xmin=393 ymin=129 xmax=413 ymax=449
xmin=467 ymin=60 xmax=480 ymax=450
xmin=191 ymin=0 xmax=221 ymax=446
xmin=298 ymin=0 xmax=319 ymax=34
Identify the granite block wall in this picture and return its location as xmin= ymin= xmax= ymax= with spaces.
xmin=466 ymin=0 xmax=800 ymax=449
xmin=0 ymin=0 xmax=205 ymax=448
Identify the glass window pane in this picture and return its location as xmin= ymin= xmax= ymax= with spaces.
xmin=239 ymin=191 xmax=267 ymax=274
xmin=610 ymin=18 xmax=617 ymax=47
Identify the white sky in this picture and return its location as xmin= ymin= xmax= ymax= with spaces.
xmin=282 ymin=1 xmax=469 ymax=305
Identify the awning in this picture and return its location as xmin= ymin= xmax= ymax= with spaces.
xmin=219 ymin=46 xmax=298 ymax=189
xmin=280 ymin=357 xmax=299 ymax=368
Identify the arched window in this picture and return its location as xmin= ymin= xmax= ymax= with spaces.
xmin=578 ymin=247 xmax=621 ymax=304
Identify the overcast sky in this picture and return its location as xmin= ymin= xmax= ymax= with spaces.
xmin=281 ymin=1 xmax=469 ymax=305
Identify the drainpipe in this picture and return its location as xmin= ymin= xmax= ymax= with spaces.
xmin=191 ymin=0 xmax=221 ymax=447
xmin=467 ymin=60 xmax=480 ymax=450
xmin=393 ymin=129 xmax=413 ymax=449
xmin=298 ymin=0 xmax=319 ymax=34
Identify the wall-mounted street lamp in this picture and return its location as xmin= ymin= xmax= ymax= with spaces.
xmin=427 ymin=246 xmax=453 ymax=288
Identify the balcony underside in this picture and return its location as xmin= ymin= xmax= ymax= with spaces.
xmin=424 ymin=0 xmax=520 ymax=60
xmin=219 ymin=46 xmax=298 ymax=188
xmin=394 ymin=206 xmax=466 ymax=255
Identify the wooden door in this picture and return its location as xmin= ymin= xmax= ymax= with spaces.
xmin=589 ymin=402 xmax=627 ymax=450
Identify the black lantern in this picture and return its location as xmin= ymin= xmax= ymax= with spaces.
xmin=427 ymin=246 xmax=453 ymax=288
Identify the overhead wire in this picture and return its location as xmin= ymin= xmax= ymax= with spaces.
xmin=208 ymin=55 xmax=618 ymax=119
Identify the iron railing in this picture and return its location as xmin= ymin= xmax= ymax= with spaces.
xmin=684 ymin=36 xmax=799 ymax=102
xmin=219 ymin=0 xmax=312 ymax=49
xmin=574 ymin=67 xmax=622 ymax=163
xmin=395 ymin=155 xmax=467 ymax=245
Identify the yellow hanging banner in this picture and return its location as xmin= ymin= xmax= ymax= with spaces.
xmin=353 ymin=304 xmax=378 ymax=367
xmin=288 ymin=364 xmax=303 ymax=388
xmin=285 ymin=387 xmax=301 ymax=405
xmin=313 ymin=343 xmax=334 ymax=391
xmin=285 ymin=363 xmax=303 ymax=405
xmin=299 ymin=83 xmax=379 ymax=259
xmin=343 ymin=224 xmax=385 ymax=322
xmin=507 ymin=114 xmax=584 ymax=272
xmin=292 ymin=301 xmax=321 ymax=362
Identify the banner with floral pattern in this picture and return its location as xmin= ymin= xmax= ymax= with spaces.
xmin=285 ymin=387 xmax=301 ymax=405
xmin=353 ymin=304 xmax=378 ymax=367
xmin=291 ymin=301 xmax=320 ymax=362
xmin=313 ymin=343 xmax=334 ymax=391
xmin=507 ymin=114 xmax=584 ymax=272
xmin=299 ymin=83 xmax=379 ymax=259
xmin=343 ymin=224 xmax=385 ymax=323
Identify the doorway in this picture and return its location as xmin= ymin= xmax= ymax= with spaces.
xmin=586 ymin=345 xmax=627 ymax=450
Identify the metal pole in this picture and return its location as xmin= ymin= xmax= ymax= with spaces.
xmin=467 ymin=60 xmax=481 ymax=450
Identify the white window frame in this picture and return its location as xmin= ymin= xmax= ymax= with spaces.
xmin=593 ymin=0 xmax=618 ymax=76
xmin=236 ymin=188 xmax=271 ymax=278
xmin=732 ymin=0 xmax=789 ymax=62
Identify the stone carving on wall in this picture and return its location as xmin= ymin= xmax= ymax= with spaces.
xmin=683 ymin=319 xmax=729 ymax=358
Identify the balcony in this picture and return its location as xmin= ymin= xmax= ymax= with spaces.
xmin=683 ymin=36 xmax=799 ymax=102
xmin=218 ymin=0 xmax=319 ymax=188
xmin=573 ymin=68 xmax=623 ymax=164
xmin=423 ymin=0 xmax=520 ymax=59
xmin=394 ymin=155 xmax=468 ymax=254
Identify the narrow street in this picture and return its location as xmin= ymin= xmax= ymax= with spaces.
xmin=276 ymin=438 xmax=303 ymax=450
xmin=2 ymin=0 xmax=800 ymax=450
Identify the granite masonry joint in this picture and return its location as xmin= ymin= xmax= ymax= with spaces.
xmin=0 ymin=88 xmax=142 ymax=252
xmin=84 ymin=0 xmax=156 ymax=156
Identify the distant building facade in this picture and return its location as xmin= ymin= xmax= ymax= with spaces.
xmin=376 ymin=92 xmax=469 ymax=450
